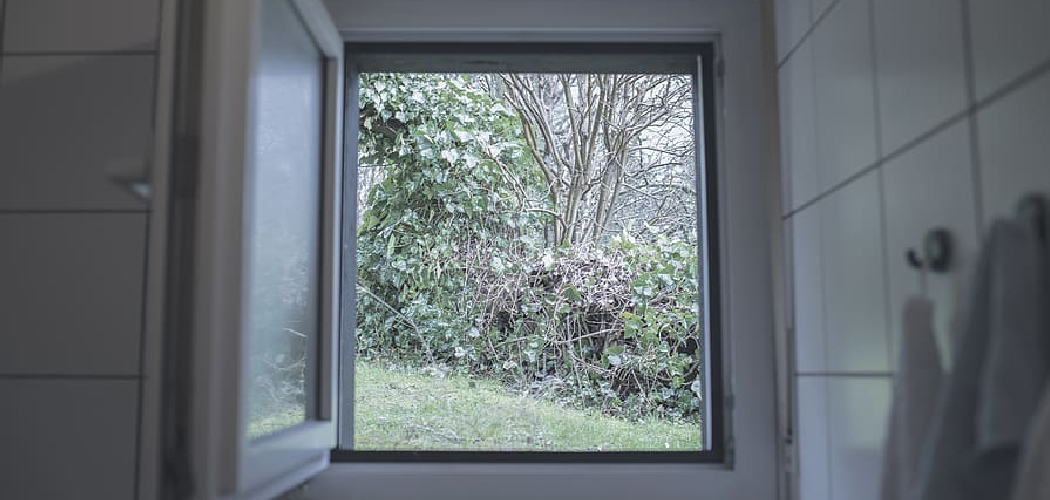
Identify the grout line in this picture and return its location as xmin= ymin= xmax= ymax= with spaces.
xmin=776 ymin=0 xmax=845 ymax=69
xmin=973 ymin=56 xmax=1050 ymax=110
xmin=783 ymin=53 xmax=1050 ymax=222
xmin=959 ymin=0 xmax=986 ymax=231
xmin=0 ymin=209 xmax=150 ymax=214
xmin=795 ymin=371 xmax=893 ymax=378
xmin=866 ymin=0 xmax=894 ymax=372
xmin=866 ymin=0 xmax=882 ymax=160
xmin=133 ymin=189 xmax=154 ymax=500
xmin=0 ymin=374 xmax=143 ymax=380
xmin=2 ymin=49 xmax=156 ymax=56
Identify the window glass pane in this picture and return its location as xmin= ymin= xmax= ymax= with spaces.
xmin=353 ymin=73 xmax=705 ymax=451
xmin=246 ymin=0 xmax=324 ymax=440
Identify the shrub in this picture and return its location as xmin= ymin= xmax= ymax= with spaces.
xmin=356 ymin=73 xmax=704 ymax=422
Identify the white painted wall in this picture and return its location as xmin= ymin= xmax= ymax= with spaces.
xmin=0 ymin=0 xmax=781 ymax=498
xmin=0 ymin=0 xmax=166 ymax=498
xmin=776 ymin=0 xmax=1050 ymax=498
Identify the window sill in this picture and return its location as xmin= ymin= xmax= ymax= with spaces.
xmin=290 ymin=461 xmax=749 ymax=500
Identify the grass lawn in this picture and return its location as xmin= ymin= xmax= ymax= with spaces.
xmin=353 ymin=360 xmax=702 ymax=451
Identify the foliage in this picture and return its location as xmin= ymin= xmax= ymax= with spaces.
xmin=356 ymin=73 xmax=704 ymax=422
xmin=356 ymin=72 xmax=547 ymax=366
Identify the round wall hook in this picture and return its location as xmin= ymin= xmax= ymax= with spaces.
xmin=906 ymin=228 xmax=953 ymax=273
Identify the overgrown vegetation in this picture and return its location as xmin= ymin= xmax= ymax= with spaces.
xmin=355 ymin=73 xmax=704 ymax=425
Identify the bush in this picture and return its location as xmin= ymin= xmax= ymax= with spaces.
xmin=355 ymin=73 xmax=704 ymax=422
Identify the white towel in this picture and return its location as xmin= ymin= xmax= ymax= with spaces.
xmin=912 ymin=216 xmax=1050 ymax=500
xmin=880 ymin=297 xmax=944 ymax=500
xmin=1011 ymin=385 xmax=1050 ymax=500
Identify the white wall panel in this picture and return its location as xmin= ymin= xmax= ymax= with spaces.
xmin=874 ymin=0 xmax=967 ymax=154
xmin=812 ymin=0 xmax=877 ymax=189
xmin=0 ymin=214 xmax=146 ymax=375
xmin=797 ymin=377 xmax=831 ymax=500
xmin=776 ymin=0 xmax=811 ymax=62
xmin=826 ymin=377 xmax=890 ymax=500
xmin=0 ymin=55 xmax=154 ymax=210
xmin=820 ymin=172 xmax=888 ymax=372
xmin=780 ymin=40 xmax=820 ymax=211
xmin=882 ymin=122 xmax=977 ymax=368
xmin=969 ymin=0 xmax=1050 ymax=101
xmin=977 ymin=70 xmax=1050 ymax=223
xmin=3 ymin=0 xmax=159 ymax=52
xmin=0 ymin=380 xmax=138 ymax=499
xmin=791 ymin=207 xmax=826 ymax=372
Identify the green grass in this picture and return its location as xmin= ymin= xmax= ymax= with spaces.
xmin=248 ymin=361 xmax=703 ymax=450
xmin=248 ymin=406 xmax=305 ymax=440
xmin=353 ymin=360 xmax=702 ymax=451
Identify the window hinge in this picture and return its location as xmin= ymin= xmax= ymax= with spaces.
xmin=782 ymin=427 xmax=796 ymax=473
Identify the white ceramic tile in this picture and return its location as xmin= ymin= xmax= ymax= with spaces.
xmin=821 ymin=172 xmax=890 ymax=372
xmin=826 ymin=377 xmax=891 ymax=500
xmin=776 ymin=0 xmax=812 ymax=62
xmin=0 ymin=380 xmax=137 ymax=499
xmin=812 ymin=0 xmax=878 ymax=190
xmin=883 ymin=122 xmax=978 ymax=369
xmin=0 ymin=55 xmax=154 ymax=210
xmin=969 ymin=0 xmax=1050 ymax=101
xmin=0 ymin=214 xmax=146 ymax=375
xmin=873 ymin=0 xmax=968 ymax=154
xmin=780 ymin=40 xmax=820 ymax=211
xmin=2 ymin=0 xmax=159 ymax=52
xmin=791 ymin=207 xmax=827 ymax=371
xmin=977 ymin=71 xmax=1050 ymax=225
xmin=797 ymin=377 xmax=831 ymax=500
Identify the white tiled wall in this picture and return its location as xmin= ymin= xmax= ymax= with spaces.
xmin=0 ymin=0 xmax=161 ymax=498
xmin=776 ymin=0 xmax=1050 ymax=498
xmin=872 ymin=0 xmax=967 ymax=155
xmin=0 ymin=380 xmax=139 ymax=499
xmin=968 ymin=0 xmax=1050 ymax=101
xmin=0 ymin=55 xmax=155 ymax=210
xmin=775 ymin=0 xmax=811 ymax=62
xmin=977 ymin=70 xmax=1050 ymax=222
xmin=819 ymin=172 xmax=887 ymax=373
xmin=779 ymin=40 xmax=819 ymax=210
xmin=811 ymin=0 xmax=877 ymax=189
xmin=882 ymin=121 xmax=978 ymax=368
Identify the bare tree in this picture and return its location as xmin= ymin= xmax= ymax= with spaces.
xmin=499 ymin=73 xmax=696 ymax=246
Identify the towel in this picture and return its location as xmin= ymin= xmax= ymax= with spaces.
xmin=880 ymin=297 xmax=944 ymax=500
xmin=911 ymin=215 xmax=1050 ymax=500
xmin=1011 ymin=385 xmax=1050 ymax=500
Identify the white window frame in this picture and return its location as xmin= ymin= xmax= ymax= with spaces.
xmin=336 ymin=43 xmax=724 ymax=463
xmin=292 ymin=29 xmax=780 ymax=500
xmin=184 ymin=1 xmax=344 ymax=498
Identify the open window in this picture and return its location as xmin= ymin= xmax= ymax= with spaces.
xmin=172 ymin=0 xmax=736 ymax=495
xmin=174 ymin=0 xmax=343 ymax=498
xmin=335 ymin=43 xmax=724 ymax=463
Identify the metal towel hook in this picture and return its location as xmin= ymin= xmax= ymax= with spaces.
xmin=906 ymin=228 xmax=953 ymax=273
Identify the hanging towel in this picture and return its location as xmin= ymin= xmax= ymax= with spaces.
xmin=911 ymin=214 xmax=1050 ymax=500
xmin=1011 ymin=385 xmax=1050 ymax=500
xmin=880 ymin=297 xmax=944 ymax=500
